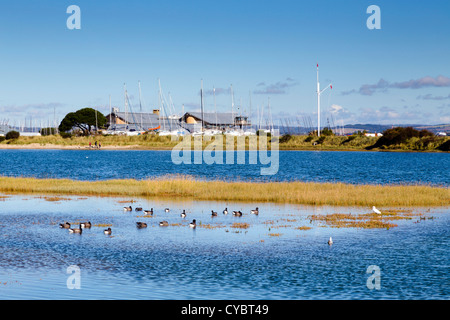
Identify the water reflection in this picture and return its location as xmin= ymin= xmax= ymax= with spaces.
xmin=0 ymin=194 xmax=448 ymax=299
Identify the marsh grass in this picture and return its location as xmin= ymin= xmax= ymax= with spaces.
xmin=0 ymin=175 xmax=448 ymax=207
xmin=308 ymin=210 xmax=426 ymax=229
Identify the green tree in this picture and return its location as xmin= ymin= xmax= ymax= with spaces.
xmin=59 ymin=108 xmax=106 ymax=136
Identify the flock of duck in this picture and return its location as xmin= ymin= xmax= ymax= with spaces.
xmin=59 ymin=206 xmax=260 ymax=236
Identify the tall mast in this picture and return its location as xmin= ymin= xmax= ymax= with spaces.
xmin=230 ymin=84 xmax=234 ymax=128
xmin=200 ymin=79 xmax=204 ymax=131
xmin=138 ymin=81 xmax=143 ymax=130
xmin=213 ymin=87 xmax=217 ymax=128
xmin=316 ymin=63 xmax=332 ymax=137
xmin=124 ymin=83 xmax=128 ymax=133
xmin=109 ymin=94 xmax=112 ymax=129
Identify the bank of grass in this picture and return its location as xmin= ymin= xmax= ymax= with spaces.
xmin=2 ymin=133 xmax=449 ymax=151
xmin=0 ymin=176 xmax=448 ymax=207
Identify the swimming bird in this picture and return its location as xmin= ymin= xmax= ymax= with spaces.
xmin=123 ymin=206 xmax=132 ymax=211
xmin=211 ymin=210 xmax=218 ymax=217
xmin=251 ymin=207 xmax=259 ymax=215
xmin=104 ymin=227 xmax=112 ymax=235
xmin=144 ymin=208 xmax=153 ymax=215
xmin=372 ymin=206 xmax=382 ymax=215
xmin=59 ymin=222 xmax=71 ymax=229
xmin=328 ymin=237 xmax=333 ymax=245
xmin=165 ymin=208 xmax=170 ymax=213
xmin=180 ymin=210 xmax=186 ymax=218
xmin=136 ymin=222 xmax=147 ymax=228
xmin=135 ymin=207 xmax=143 ymax=212
xmin=223 ymin=208 xmax=228 ymax=215
xmin=159 ymin=221 xmax=169 ymax=227
xmin=232 ymin=210 xmax=243 ymax=217
xmin=189 ymin=219 xmax=196 ymax=228
xmin=69 ymin=226 xmax=82 ymax=234
xmin=80 ymin=221 xmax=91 ymax=228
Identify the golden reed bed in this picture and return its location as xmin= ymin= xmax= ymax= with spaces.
xmin=0 ymin=176 xmax=448 ymax=207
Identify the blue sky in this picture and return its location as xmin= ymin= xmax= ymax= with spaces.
xmin=0 ymin=0 xmax=449 ymax=127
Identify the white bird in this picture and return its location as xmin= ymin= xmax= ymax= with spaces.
xmin=372 ymin=206 xmax=382 ymax=215
xmin=327 ymin=237 xmax=333 ymax=245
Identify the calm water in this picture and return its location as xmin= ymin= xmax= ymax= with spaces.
xmin=0 ymin=195 xmax=448 ymax=300
xmin=0 ymin=149 xmax=448 ymax=185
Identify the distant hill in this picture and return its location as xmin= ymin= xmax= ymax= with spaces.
xmin=271 ymin=123 xmax=450 ymax=135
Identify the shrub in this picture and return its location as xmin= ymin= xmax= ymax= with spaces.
xmin=0 ymin=136 xmax=5 ymax=143
xmin=279 ymin=134 xmax=292 ymax=143
xmin=317 ymin=136 xmax=326 ymax=144
xmin=320 ymin=127 xmax=334 ymax=136
xmin=5 ymin=130 xmax=20 ymax=140
xmin=304 ymin=136 xmax=313 ymax=142
xmin=366 ymin=127 xmax=433 ymax=150
xmin=436 ymin=140 xmax=450 ymax=151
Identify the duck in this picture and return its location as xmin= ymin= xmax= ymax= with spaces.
xmin=136 ymin=222 xmax=147 ymax=228
xmin=104 ymin=227 xmax=112 ymax=235
xmin=223 ymin=208 xmax=228 ymax=215
xmin=59 ymin=222 xmax=71 ymax=229
xmin=69 ymin=226 xmax=82 ymax=234
xmin=232 ymin=210 xmax=243 ymax=217
xmin=80 ymin=221 xmax=91 ymax=229
xmin=251 ymin=207 xmax=259 ymax=215
xmin=211 ymin=210 xmax=218 ymax=217
xmin=159 ymin=221 xmax=169 ymax=227
xmin=328 ymin=237 xmax=333 ymax=245
xmin=189 ymin=219 xmax=196 ymax=228
xmin=144 ymin=208 xmax=153 ymax=215
xmin=165 ymin=208 xmax=170 ymax=213
xmin=180 ymin=210 xmax=186 ymax=218
xmin=135 ymin=207 xmax=143 ymax=212
xmin=123 ymin=206 xmax=132 ymax=211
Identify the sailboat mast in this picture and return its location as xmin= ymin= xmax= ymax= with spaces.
xmin=317 ymin=63 xmax=320 ymax=137
xmin=124 ymin=83 xmax=128 ymax=133
xmin=200 ymin=79 xmax=204 ymax=131
xmin=213 ymin=87 xmax=217 ymax=129
xmin=138 ymin=81 xmax=143 ymax=130
xmin=230 ymin=84 xmax=234 ymax=128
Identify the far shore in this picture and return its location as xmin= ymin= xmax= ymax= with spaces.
xmin=0 ymin=133 xmax=448 ymax=152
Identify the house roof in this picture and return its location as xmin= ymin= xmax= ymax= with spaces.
xmin=184 ymin=112 xmax=237 ymax=125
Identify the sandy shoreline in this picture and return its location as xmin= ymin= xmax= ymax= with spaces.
xmin=0 ymin=143 xmax=143 ymax=150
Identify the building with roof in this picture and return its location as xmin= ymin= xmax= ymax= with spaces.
xmin=180 ymin=112 xmax=251 ymax=129
xmin=105 ymin=109 xmax=182 ymax=133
